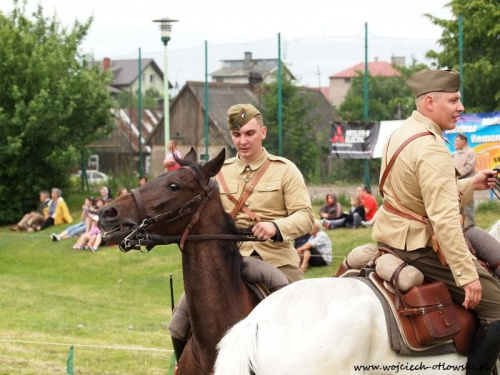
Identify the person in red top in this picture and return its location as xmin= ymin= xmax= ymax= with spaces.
xmin=357 ymin=185 xmax=378 ymax=221
xmin=162 ymin=140 xmax=182 ymax=172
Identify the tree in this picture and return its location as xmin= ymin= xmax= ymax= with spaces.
xmin=425 ymin=0 xmax=500 ymax=113
xmin=115 ymin=87 xmax=162 ymax=110
xmin=259 ymin=76 xmax=321 ymax=181
xmin=333 ymin=61 xmax=428 ymax=184
xmin=0 ymin=1 xmax=113 ymax=223
xmin=338 ymin=61 xmax=429 ymax=122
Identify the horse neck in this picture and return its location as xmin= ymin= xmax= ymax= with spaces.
xmin=181 ymin=201 xmax=255 ymax=368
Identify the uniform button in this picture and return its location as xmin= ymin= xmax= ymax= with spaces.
xmin=286 ymin=236 xmax=291 ymax=241
xmin=267 ymin=186 xmax=271 ymax=190
xmin=244 ymin=202 xmax=249 ymax=207
xmin=456 ymin=271 xmax=462 ymax=277
xmin=244 ymin=178 xmax=250 ymax=182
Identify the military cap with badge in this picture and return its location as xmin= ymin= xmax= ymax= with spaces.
xmin=226 ymin=103 xmax=261 ymax=131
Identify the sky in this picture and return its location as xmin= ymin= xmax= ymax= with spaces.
xmin=1 ymin=0 xmax=454 ymax=88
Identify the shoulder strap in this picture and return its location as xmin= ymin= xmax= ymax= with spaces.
xmin=230 ymin=159 xmax=272 ymax=218
xmin=217 ymin=159 xmax=272 ymax=221
xmin=379 ymin=132 xmax=433 ymax=198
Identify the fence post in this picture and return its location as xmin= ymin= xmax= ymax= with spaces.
xmin=66 ymin=345 xmax=74 ymax=375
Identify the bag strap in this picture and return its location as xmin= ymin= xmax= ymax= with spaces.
xmin=217 ymin=159 xmax=272 ymax=221
xmin=379 ymin=132 xmax=433 ymax=198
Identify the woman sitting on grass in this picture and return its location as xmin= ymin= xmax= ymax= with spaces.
xmin=323 ymin=195 xmax=365 ymax=230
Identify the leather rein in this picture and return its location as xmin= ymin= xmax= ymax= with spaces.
xmin=119 ymin=166 xmax=263 ymax=253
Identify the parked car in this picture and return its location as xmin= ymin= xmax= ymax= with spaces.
xmin=73 ymin=170 xmax=109 ymax=185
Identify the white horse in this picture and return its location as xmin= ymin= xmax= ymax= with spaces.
xmin=490 ymin=220 xmax=500 ymax=242
xmin=215 ymin=278 xmax=467 ymax=375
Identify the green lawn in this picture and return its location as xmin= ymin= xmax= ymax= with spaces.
xmin=0 ymin=197 xmax=497 ymax=374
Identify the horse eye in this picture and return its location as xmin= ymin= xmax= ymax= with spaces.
xmin=168 ymin=183 xmax=180 ymax=191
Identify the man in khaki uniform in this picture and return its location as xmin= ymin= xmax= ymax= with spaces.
xmin=168 ymin=103 xmax=314 ymax=361
xmin=217 ymin=103 xmax=315 ymax=283
xmin=372 ymin=69 xmax=500 ymax=375
xmin=454 ymin=133 xmax=477 ymax=225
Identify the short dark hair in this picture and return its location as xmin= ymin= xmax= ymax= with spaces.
xmin=455 ymin=134 xmax=468 ymax=143
xmin=359 ymin=184 xmax=371 ymax=194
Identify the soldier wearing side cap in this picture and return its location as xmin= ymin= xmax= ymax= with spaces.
xmin=372 ymin=69 xmax=500 ymax=374
xmin=217 ymin=103 xmax=315 ymax=283
xmin=167 ymin=104 xmax=314 ymax=362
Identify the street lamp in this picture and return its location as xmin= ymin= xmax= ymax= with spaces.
xmin=153 ymin=18 xmax=178 ymax=158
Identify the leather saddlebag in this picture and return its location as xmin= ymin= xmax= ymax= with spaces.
xmin=400 ymin=281 xmax=460 ymax=345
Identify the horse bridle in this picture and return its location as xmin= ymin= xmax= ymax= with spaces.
xmin=119 ymin=166 xmax=262 ymax=252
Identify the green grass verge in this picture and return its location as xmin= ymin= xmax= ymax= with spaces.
xmin=0 ymin=199 xmax=497 ymax=373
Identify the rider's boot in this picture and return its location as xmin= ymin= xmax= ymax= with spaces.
xmin=466 ymin=320 xmax=500 ymax=375
xmin=172 ymin=336 xmax=187 ymax=362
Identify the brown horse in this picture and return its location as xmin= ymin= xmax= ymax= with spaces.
xmin=98 ymin=148 xmax=261 ymax=374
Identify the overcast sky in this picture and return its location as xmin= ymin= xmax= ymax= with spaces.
xmin=1 ymin=0 xmax=454 ymax=87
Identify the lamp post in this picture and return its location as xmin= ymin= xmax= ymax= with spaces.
xmin=153 ymin=18 xmax=178 ymax=158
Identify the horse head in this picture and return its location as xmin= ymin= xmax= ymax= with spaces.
xmin=98 ymin=147 xmax=226 ymax=248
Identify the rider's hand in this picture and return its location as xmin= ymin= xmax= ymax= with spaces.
xmin=252 ymin=222 xmax=277 ymax=241
xmin=472 ymin=169 xmax=498 ymax=191
xmin=462 ymin=279 xmax=482 ymax=309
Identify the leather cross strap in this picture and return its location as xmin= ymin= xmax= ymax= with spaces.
xmin=217 ymin=159 xmax=272 ymax=221
xmin=378 ymin=131 xmax=448 ymax=266
xmin=379 ymin=132 xmax=432 ymax=198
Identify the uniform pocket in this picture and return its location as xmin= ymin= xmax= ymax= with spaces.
xmin=254 ymin=181 xmax=283 ymax=210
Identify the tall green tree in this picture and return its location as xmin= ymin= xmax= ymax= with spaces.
xmin=260 ymin=76 xmax=321 ymax=181
xmin=338 ymin=61 xmax=429 ymax=122
xmin=0 ymin=1 xmax=113 ymax=223
xmin=115 ymin=87 xmax=162 ymax=110
xmin=333 ymin=62 xmax=428 ymax=184
xmin=425 ymin=0 xmax=500 ymax=112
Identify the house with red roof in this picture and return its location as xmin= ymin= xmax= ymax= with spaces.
xmin=328 ymin=57 xmax=404 ymax=107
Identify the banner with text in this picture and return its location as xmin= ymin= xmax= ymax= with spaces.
xmin=329 ymin=122 xmax=380 ymax=159
xmin=443 ymin=111 xmax=500 ymax=170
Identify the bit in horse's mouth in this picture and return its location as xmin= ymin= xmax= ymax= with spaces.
xmin=101 ymin=225 xmax=134 ymax=243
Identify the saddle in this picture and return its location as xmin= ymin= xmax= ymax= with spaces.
xmin=336 ymin=247 xmax=477 ymax=356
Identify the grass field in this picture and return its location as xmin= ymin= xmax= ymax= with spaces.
xmin=0 ymin=193 xmax=498 ymax=374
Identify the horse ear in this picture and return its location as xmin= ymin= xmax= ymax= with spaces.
xmin=201 ymin=148 xmax=226 ymax=178
xmin=184 ymin=147 xmax=197 ymax=163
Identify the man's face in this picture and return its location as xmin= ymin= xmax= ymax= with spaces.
xmin=430 ymin=92 xmax=464 ymax=131
xmin=454 ymin=137 xmax=466 ymax=150
xmin=230 ymin=117 xmax=267 ymax=163
xmin=357 ymin=187 xmax=365 ymax=198
xmin=39 ymin=193 xmax=47 ymax=201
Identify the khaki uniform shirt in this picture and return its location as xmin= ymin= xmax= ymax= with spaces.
xmin=372 ymin=110 xmax=477 ymax=287
xmin=453 ymin=145 xmax=477 ymax=178
xmin=216 ymin=148 xmax=314 ymax=268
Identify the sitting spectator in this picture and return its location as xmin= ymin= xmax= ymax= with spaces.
xmin=31 ymin=188 xmax=73 ymax=232
xmin=10 ymin=190 xmax=50 ymax=231
xmin=319 ymin=193 xmax=343 ymax=221
xmin=357 ymin=185 xmax=378 ymax=222
xmin=100 ymin=186 xmax=114 ymax=203
xmin=296 ymin=219 xmax=332 ymax=272
xmin=361 ymin=210 xmax=379 ymax=228
xmin=117 ymin=187 xmax=128 ymax=197
xmin=51 ymin=197 xmax=93 ymax=241
xmin=139 ymin=176 xmax=148 ymax=186
xmin=323 ymin=195 xmax=365 ymax=229
xmin=72 ymin=214 xmax=102 ymax=252
xmin=162 ymin=139 xmax=182 ymax=172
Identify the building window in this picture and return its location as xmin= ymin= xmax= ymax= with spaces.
xmin=344 ymin=78 xmax=351 ymax=84
xmin=150 ymin=75 xmax=155 ymax=83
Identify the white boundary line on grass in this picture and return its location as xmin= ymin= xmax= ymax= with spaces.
xmin=0 ymin=338 xmax=173 ymax=353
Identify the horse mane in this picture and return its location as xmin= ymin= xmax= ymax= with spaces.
xmin=178 ymin=157 xmax=244 ymax=291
